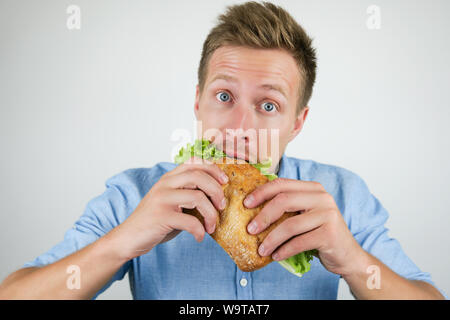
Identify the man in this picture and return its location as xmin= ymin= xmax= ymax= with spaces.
xmin=0 ymin=1 xmax=446 ymax=299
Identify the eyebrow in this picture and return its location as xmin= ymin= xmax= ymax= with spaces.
xmin=208 ymin=73 xmax=288 ymax=99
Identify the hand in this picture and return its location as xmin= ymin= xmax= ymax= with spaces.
xmin=109 ymin=157 xmax=228 ymax=261
xmin=244 ymin=178 xmax=365 ymax=276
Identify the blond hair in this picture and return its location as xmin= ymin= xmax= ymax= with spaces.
xmin=197 ymin=1 xmax=317 ymax=115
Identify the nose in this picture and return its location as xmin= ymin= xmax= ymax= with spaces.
xmin=225 ymin=103 xmax=254 ymax=138
xmin=227 ymin=103 xmax=255 ymax=131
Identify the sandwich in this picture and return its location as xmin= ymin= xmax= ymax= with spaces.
xmin=174 ymin=139 xmax=316 ymax=277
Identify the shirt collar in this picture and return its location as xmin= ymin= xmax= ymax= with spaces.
xmin=276 ymin=153 xmax=288 ymax=178
xmin=276 ymin=153 xmax=301 ymax=180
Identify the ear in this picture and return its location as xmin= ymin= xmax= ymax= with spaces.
xmin=194 ymin=84 xmax=200 ymax=120
xmin=287 ymin=106 xmax=309 ymax=143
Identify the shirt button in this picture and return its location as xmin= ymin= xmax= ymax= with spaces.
xmin=239 ymin=278 xmax=248 ymax=287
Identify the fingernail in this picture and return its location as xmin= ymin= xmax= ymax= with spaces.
xmin=258 ymin=244 xmax=266 ymax=256
xmin=244 ymin=195 xmax=254 ymax=207
xmin=221 ymin=173 xmax=228 ymax=184
xmin=247 ymin=221 xmax=257 ymax=234
xmin=210 ymin=223 xmax=216 ymax=234
xmin=220 ymin=198 xmax=227 ymax=210
xmin=272 ymin=252 xmax=280 ymax=261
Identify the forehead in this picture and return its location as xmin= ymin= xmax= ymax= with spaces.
xmin=206 ymin=45 xmax=301 ymax=98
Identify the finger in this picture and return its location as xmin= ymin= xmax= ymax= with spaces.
xmin=270 ymin=227 xmax=323 ymax=261
xmin=247 ymin=191 xmax=326 ymax=235
xmin=167 ymin=156 xmax=229 ymax=184
xmin=244 ymin=178 xmax=325 ymax=208
xmin=164 ymin=189 xmax=219 ymax=234
xmin=166 ymin=210 xmax=206 ymax=242
xmin=258 ymin=209 xmax=325 ymax=257
xmin=166 ymin=170 xmax=226 ymax=212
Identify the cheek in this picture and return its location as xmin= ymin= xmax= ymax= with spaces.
xmin=198 ymin=96 xmax=238 ymax=132
xmin=267 ymin=123 xmax=291 ymax=149
xmin=198 ymin=95 xmax=223 ymax=118
xmin=196 ymin=104 xmax=224 ymax=139
xmin=197 ymin=98 xmax=216 ymax=120
xmin=200 ymin=92 xmax=221 ymax=108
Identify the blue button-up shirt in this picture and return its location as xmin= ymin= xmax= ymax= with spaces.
xmin=23 ymin=154 xmax=447 ymax=299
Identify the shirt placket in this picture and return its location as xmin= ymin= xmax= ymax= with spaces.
xmin=236 ymin=267 xmax=253 ymax=299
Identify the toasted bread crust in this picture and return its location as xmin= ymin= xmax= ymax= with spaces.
xmin=183 ymin=157 xmax=298 ymax=272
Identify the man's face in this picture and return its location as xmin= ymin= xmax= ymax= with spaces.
xmin=194 ymin=45 xmax=309 ymax=173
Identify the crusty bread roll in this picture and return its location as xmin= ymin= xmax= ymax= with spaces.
xmin=183 ymin=157 xmax=298 ymax=272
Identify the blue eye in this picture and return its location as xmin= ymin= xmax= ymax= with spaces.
xmin=216 ymin=91 xmax=231 ymax=102
xmin=262 ymin=102 xmax=276 ymax=113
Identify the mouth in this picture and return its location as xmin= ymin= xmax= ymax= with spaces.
xmin=208 ymin=137 xmax=258 ymax=163
xmin=222 ymin=141 xmax=258 ymax=163
xmin=224 ymin=149 xmax=249 ymax=162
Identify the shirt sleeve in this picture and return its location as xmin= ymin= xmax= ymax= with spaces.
xmin=22 ymin=172 xmax=134 ymax=300
xmin=345 ymin=173 xmax=448 ymax=299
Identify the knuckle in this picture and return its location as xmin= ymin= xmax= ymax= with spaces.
xmin=263 ymin=234 xmax=273 ymax=248
xmin=283 ymin=219 xmax=298 ymax=235
xmin=192 ymin=190 xmax=205 ymax=202
xmin=260 ymin=215 xmax=271 ymax=230
xmin=212 ymin=183 xmax=223 ymax=197
xmin=249 ymin=187 xmax=260 ymax=199
xmin=195 ymin=222 xmax=205 ymax=234
xmin=191 ymin=169 xmax=204 ymax=180
xmin=193 ymin=191 xmax=215 ymax=216
xmin=273 ymin=192 xmax=288 ymax=206
xmin=292 ymin=236 xmax=304 ymax=252
xmin=213 ymin=163 xmax=223 ymax=173
xmin=325 ymin=207 xmax=339 ymax=223
xmin=271 ymin=177 xmax=284 ymax=186
xmin=185 ymin=200 xmax=196 ymax=209
xmin=323 ymin=192 xmax=335 ymax=205
xmin=206 ymin=208 xmax=217 ymax=221
xmin=187 ymin=216 xmax=200 ymax=230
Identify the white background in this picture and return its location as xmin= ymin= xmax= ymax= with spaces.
xmin=0 ymin=0 xmax=449 ymax=299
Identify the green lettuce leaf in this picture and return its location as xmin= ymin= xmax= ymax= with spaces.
xmin=174 ymin=139 xmax=227 ymax=164
xmin=174 ymin=139 xmax=315 ymax=277
xmin=277 ymin=249 xmax=318 ymax=277
xmin=251 ymin=157 xmax=278 ymax=181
